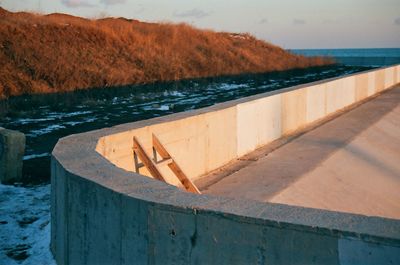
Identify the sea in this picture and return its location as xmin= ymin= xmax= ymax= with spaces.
xmin=291 ymin=48 xmax=400 ymax=66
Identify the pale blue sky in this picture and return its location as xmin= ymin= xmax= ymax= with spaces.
xmin=2 ymin=0 xmax=400 ymax=49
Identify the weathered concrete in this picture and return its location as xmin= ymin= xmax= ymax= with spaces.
xmin=0 ymin=127 xmax=25 ymax=183
xmin=52 ymin=65 xmax=400 ymax=265
xmin=203 ymin=86 xmax=400 ymax=219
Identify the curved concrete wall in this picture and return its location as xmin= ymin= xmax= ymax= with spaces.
xmin=52 ymin=65 xmax=400 ymax=265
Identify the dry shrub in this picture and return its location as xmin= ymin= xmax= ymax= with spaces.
xmin=0 ymin=7 xmax=334 ymax=98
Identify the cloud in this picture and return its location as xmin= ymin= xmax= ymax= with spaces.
xmin=395 ymin=17 xmax=400 ymax=25
xmin=101 ymin=0 xmax=126 ymax=5
xmin=61 ymin=0 xmax=126 ymax=7
xmin=322 ymin=19 xmax=337 ymax=24
xmin=61 ymin=0 xmax=96 ymax=8
xmin=173 ymin=8 xmax=210 ymax=19
xmin=293 ymin=18 xmax=306 ymax=25
xmin=259 ymin=18 xmax=268 ymax=24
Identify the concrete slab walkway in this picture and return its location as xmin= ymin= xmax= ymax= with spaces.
xmin=200 ymin=86 xmax=400 ymax=219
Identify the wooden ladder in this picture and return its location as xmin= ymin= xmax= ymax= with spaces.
xmin=133 ymin=134 xmax=201 ymax=194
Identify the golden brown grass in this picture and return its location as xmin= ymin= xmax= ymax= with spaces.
xmin=0 ymin=7 xmax=333 ymax=98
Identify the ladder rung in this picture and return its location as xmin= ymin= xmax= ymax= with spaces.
xmin=155 ymin=158 xmax=173 ymax=167
xmin=135 ymin=162 xmax=144 ymax=169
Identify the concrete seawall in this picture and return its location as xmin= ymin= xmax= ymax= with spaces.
xmin=52 ymin=65 xmax=400 ymax=264
xmin=96 ymin=65 xmax=400 ymax=184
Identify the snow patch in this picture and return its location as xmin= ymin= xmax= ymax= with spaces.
xmin=27 ymin=125 xmax=66 ymax=137
xmin=47 ymin=110 xmax=93 ymax=119
xmin=0 ymin=184 xmax=55 ymax=265
xmin=11 ymin=118 xmax=55 ymax=125
xmin=23 ymin=153 xmax=50 ymax=161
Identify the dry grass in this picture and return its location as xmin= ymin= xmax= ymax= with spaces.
xmin=0 ymin=7 xmax=333 ymax=98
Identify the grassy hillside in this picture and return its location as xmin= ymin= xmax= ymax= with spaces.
xmin=0 ymin=7 xmax=333 ymax=98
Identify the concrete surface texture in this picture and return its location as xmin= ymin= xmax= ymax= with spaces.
xmin=0 ymin=128 xmax=25 ymax=183
xmin=51 ymin=65 xmax=400 ymax=265
xmin=203 ymin=86 xmax=400 ymax=219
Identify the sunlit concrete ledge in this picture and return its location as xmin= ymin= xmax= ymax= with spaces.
xmin=52 ymin=65 xmax=400 ymax=265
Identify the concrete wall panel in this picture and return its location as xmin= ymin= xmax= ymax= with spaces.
xmin=120 ymin=195 xmax=149 ymax=265
xmin=255 ymin=95 xmax=282 ymax=147
xmin=154 ymin=116 xmax=209 ymax=181
xmin=85 ymin=182 xmax=122 ymax=265
xmin=326 ymin=79 xmax=342 ymax=114
xmin=375 ymin=69 xmax=385 ymax=92
xmin=306 ymin=84 xmax=326 ymax=123
xmin=66 ymin=175 xmax=89 ymax=264
xmin=397 ymin=66 xmax=400 ymax=83
xmin=98 ymin=130 xmax=137 ymax=172
xmin=367 ymin=71 xmax=376 ymax=97
xmin=203 ymin=107 xmax=237 ymax=173
xmin=50 ymin=159 xmax=57 ymax=256
xmin=355 ymin=73 xmax=369 ymax=101
xmin=282 ymin=89 xmax=307 ymax=134
xmin=237 ymin=96 xmax=282 ymax=156
xmin=237 ymin=101 xmax=259 ymax=156
xmin=192 ymin=214 xmax=268 ymax=264
xmin=384 ymin=67 xmax=395 ymax=88
xmin=326 ymin=77 xmax=355 ymax=114
xmin=148 ymin=207 xmax=196 ymax=265
xmin=342 ymin=76 xmax=356 ymax=107
xmin=265 ymin=225 xmax=339 ymax=265
xmin=53 ymin=159 xmax=67 ymax=265
xmin=339 ymin=238 xmax=400 ymax=265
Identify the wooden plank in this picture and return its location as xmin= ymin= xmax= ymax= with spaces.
xmin=133 ymin=152 xmax=144 ymax=173
xmin=152 ymin=134 xmax=171 ymax=159
xmin=155 ymin=158 xmax=173 ymax=168
xmin=168 ymin=162 xmax=201 ymax=194
xmin=133 ymin=137 xmax=165 ymax=182
xmin=152 ymin=134 xmax=200 ymax=194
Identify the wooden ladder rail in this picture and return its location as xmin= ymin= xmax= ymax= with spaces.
xmin=132 ymin=135 xmax=201 ymax=194
xmin=133 ymin=136 xmax=166 ymax=182
xmin=152 ymin=134 xmax=201 ymax=194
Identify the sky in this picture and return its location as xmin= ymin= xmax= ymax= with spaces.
xmin=1 ymin=0 xmax=400 ymax=49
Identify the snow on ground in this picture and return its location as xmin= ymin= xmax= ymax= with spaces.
xmin=0 ymin=184 xmax=55 ymax=265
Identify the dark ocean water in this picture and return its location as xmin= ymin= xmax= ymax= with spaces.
xmin=291 ymin=48 xmax=400 ymax=66
xmin=291 ymin=48 xmax=400 ymax=58
xmin=0 ymin=54 xmax=386 ymax=184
